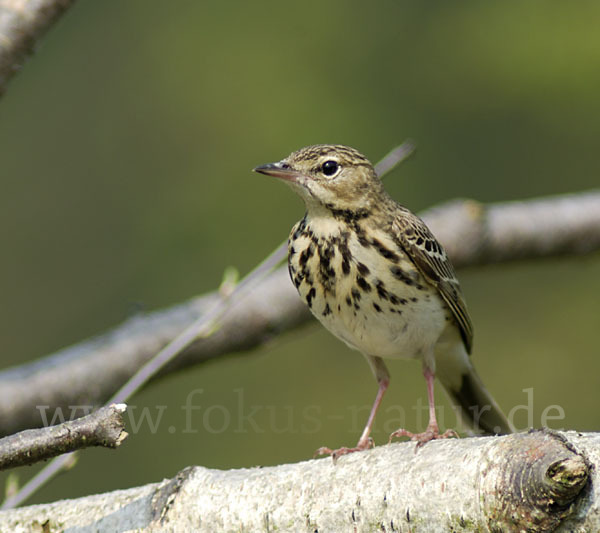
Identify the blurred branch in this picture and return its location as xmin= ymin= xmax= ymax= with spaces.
xmin=0 ymin=190 xmax=598 ymax=438
xmin=374 ymin=139 xmax=416 ymax=176
xmin=0 ymin=0 xmax=76 ymax=96
xmin=422 ymin=191 xmax=600 ymax=267
xmin=0 ymin=404 xmax=127 ymax=471
xmin=0 ymin=430 xmax=595 ymax=531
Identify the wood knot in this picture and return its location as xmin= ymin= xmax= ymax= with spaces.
xmin=481 ymin=429 xmax=590 ymax=532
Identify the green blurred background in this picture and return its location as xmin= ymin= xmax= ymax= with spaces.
xmin=1 ymin=0 xmax=599 ymax=505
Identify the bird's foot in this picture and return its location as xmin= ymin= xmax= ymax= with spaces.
xmin=314 ymin=437 xmax=374 ymax=461
xmin=388 ymin=425 xmax=458 ymax=450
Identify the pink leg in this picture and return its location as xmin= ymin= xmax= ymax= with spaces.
xmin=389 ymin=367 xmax=457 ymax=448
xmin=424 ymin=367 xmax=440 ymax=433
xmin=357 ymin=377 xmax=389 ymax=447
xmin=315 ymin=377 xmax=389 ymax=460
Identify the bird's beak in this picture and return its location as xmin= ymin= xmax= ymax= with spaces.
xmin=253 ymin=161 xmax=300 ymax=183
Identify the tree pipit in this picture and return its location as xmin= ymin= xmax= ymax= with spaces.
xmin=255 ymin=145 xmax=513 ymax=459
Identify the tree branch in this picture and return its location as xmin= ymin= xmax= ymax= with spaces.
xmin=422 ymin=191 xmax=600 ymax=267
xmin=0 ymin=404 xmax=127 ymax=471
xmin=0 ymin=190 xmax=598 ymax=437
xmin=0 ymin=430 xmax=596 ymax=532
xmin=0 ymin=0 xmax=76 ymax=96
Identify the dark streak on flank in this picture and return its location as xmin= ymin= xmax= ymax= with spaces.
xmin=292 ymin=216 xmax=307 ymax=241
xmin=299 ymin=243 xmax=314 ymax=267
xmin=390 ymin=294 xmax=407 ymax=305
xmin=318 ymin=248 xmax=331 ymax=271
xmin=373 ymin=302 xmax=382 ymax=312
xmin=375 ymin=280 xmax=389 ymax=301
xmin=317 ymin=243 xmax=336 ymax=290
xmin=357 ymin=262 xmax=370 ymax=276
xmin=353 ymin=223 xmax=370 ymax=248
xmin=322 ymin=303 xmax=331 ymax=317
xmin=390 ymin=265 xmax=414 ymax=286
xmin=303 ymin=271 xmax=313 ymax=286
xmin=338 ymin=239 xmax=352 ymax=276
xmin=356 ymin=276 xmax=371 ymax=292
xmin=372 ymin=238 xmax=399 ymax=262
xmin=306 ymin=287 xmax=316 ymax=308
xmin=341 ymin=258 xmax=351 ymax=275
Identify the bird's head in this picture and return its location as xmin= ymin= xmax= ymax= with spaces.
xmin=254 ymin=144 xmax=384 ymax=216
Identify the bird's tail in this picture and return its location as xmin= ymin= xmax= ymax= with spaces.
xmin=435 ymin=339 xmax=514 ymax=436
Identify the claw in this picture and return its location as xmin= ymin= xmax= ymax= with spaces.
xmin=389 ymin=426 xmax=458 ymax=451
xmin=314 ymin=438 xmax=374 ymax=461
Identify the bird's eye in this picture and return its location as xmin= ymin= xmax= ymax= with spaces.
xmin=321 ymin=160 xmax=339 ymax=177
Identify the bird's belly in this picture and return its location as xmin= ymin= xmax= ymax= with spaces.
xmin=289 ymin=223 xmax=449 ymax=360
xmin=317 ymin=279 xmax=447 ymax=359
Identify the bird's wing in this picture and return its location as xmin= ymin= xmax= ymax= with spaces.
xmin=392 ymin=210 xmax=474 ymax=353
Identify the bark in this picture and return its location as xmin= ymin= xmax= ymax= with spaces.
xmin=0 ymin=0 xmax=76 ymax=95
xmin=0 ymin=430 xmax=596 ymax=532
xmin=0 ymin=404 xmax=127 ymax=470
xmin=0 ymin=191 xmax=599 ymax=437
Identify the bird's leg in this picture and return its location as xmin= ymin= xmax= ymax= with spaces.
xmin=389 ymin=367 xmax=458 ymax=448
xmin=316 ymin=356 xmax=390 ymax=460
xmin=423 ymin=366 xmax=441 ymax=434
xmin=315 ymin=376 xmax=389 ymax=460
xmin=356 ymin=377 xmax=389 ymax=447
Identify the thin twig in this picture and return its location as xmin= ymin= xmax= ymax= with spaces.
xmin=374 ymin=139 xmax=416 ymax=177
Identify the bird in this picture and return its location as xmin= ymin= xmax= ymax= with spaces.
xmin=254 ymin=144 xmax=513 ymax=459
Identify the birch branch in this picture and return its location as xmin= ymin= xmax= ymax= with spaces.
xmin=0 ymin=0 xmax=76 ymax=95
xmin=0 ymin=190 xmax=598 ymax=437
xmin=0 ymin=430 xmax=596 ymax=532
xmin=0 ymin=404 xmax=127 ymax=471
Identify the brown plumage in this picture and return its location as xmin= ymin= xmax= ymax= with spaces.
xmin=392 ymin=208 xmax=473 ymax=353
xmin=255 ymin=144 xmax=512 ymax=458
